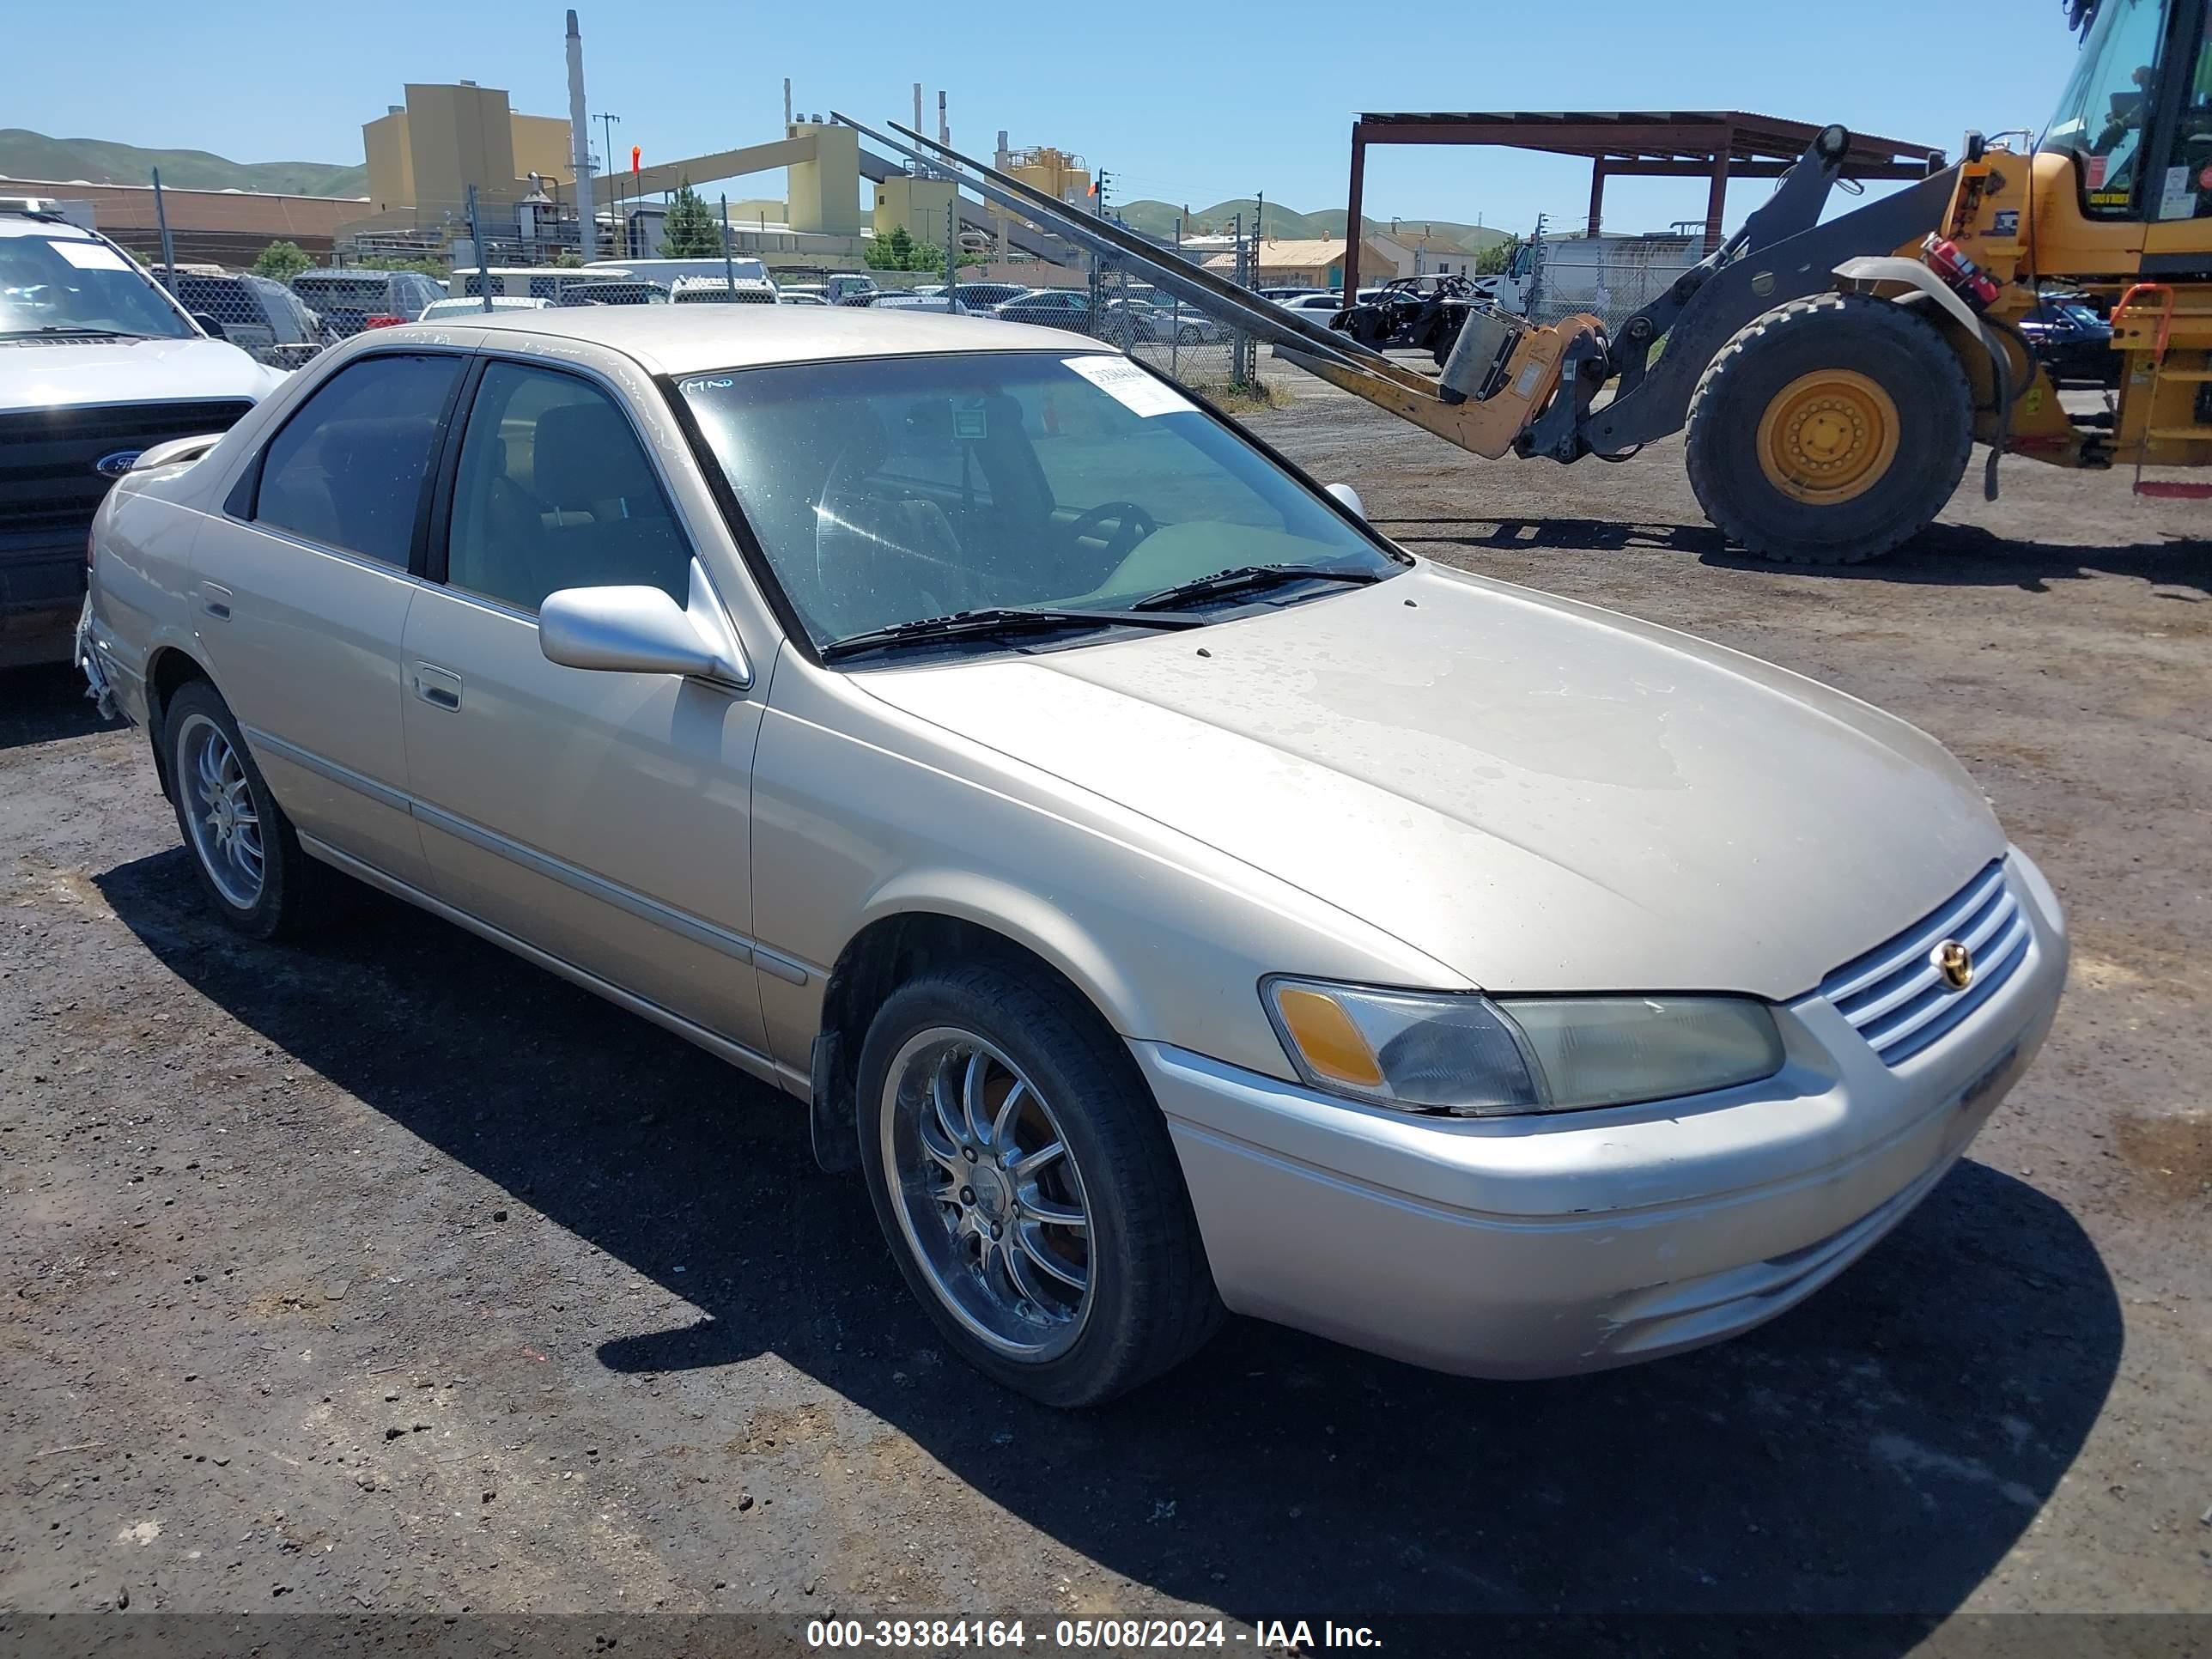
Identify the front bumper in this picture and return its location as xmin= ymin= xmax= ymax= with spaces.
xmin=1141 ymin=850 xmax=2068 ymax=1380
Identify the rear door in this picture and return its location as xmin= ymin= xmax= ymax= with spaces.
xmin=194 ymin=349 xmax=466 ymax=890
xmin=397 ymin=354 xmax=771 ymax=1054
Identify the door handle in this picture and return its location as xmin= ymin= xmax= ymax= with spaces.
xmin=410 ymin=662 xmax=463 ymax=711
xmin=200 ymin=582 xmax=233 ymax=621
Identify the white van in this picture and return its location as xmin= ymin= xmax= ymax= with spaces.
xmin=582 ymin=258 xmax=776 ymax=303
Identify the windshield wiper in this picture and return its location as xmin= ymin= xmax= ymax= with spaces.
xmin=1132 ymin=562 xmax=1386 ymax=612
xmin=821 ymin=605 xmax=1203 ymax=662
xmin=0 ymin=326 xmax=148 ymax=341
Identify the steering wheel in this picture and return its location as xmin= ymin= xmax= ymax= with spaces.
xmin=1062 ymin=501 xmax=1158 ymax=567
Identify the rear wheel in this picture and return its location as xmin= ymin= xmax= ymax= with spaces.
xmin=163 ymin=680 xmax=334 ymax=939
xmin=1684 ymin=293 xmax=1973 ymax=564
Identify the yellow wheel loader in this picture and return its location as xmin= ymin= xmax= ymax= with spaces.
xmin=841 ymin=3 xmax=2212 ymax=564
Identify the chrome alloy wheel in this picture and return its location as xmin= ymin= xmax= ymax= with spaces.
xmin=177 ymin=713 xmax=264 ymax=908
xmin=882 ymin=1028 xmax=1095 ymax=1360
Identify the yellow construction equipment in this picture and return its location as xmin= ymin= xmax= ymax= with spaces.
xmin=842 ymin=3 xmax=2211 ymax=562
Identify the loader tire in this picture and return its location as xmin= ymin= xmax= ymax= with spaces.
xmin=1684 ymin=293 xmax=1973 ymax=565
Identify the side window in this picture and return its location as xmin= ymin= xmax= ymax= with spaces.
xmin=252 ymin=354 xmax=461 ymax=565
xmin=445 ymin=361 xmax=692 ymax=614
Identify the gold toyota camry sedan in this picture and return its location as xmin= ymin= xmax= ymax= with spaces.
xmin=77 ymin=306 xmax=2067 ymax=1406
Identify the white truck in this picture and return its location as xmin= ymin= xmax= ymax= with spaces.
xmin=1490 ymin=228 xmax=1704 ymax=329
xmin=1 ymin=203 xmax=283 ymax=667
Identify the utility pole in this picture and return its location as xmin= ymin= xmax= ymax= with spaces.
xmin=595 ymin=112 xmax=621 ymax=258
xmin=149 ymin=167 xmax=175 ymax=276
xmin=945 ymin=198 xmax=958 ymax=309
xmin=466 ymin=185 xmax=491 ymax=312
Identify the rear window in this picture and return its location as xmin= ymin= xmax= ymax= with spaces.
xmin=293 ymin=276 xmax=391 ymax=308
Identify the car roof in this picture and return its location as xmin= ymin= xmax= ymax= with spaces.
xmin=0 ymin=214 xmax=100 ymax=241
xmin=389 ymin=303 xmax=1103 ymax=373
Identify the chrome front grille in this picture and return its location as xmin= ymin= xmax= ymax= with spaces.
xmin=1820 ymin=862 xmax=2030 ymax=1066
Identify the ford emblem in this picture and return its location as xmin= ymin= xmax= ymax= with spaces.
xmin=94 ymin=450 xmax=143 ymax=478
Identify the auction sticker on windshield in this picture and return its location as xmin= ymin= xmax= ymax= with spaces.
xmin=54 ymin=241 xmax=134 ymax=271
xmin=1064 ymin=354 xmax=1194 ymax=418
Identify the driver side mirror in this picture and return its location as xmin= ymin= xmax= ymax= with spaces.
xmin=538 ymin=558 xmax=750 ymax=687
xmin=190 ymin=311 xmax=226 ymax=339
xmin=1324 ymin=483 xmax=1367 ymax=521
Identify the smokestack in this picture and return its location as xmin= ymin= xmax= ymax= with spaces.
xmin=783 ymin=77 xmax=792 ymax=131
xmin=566 ymin=10 xmax=594 ymax=257
xmin=913 ymin=84 xmax=924 ymax=175
xmin=938 ymin=89 xmax=949 ymax=153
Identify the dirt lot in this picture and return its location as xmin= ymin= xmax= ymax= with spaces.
xmin=4 ymin=383 xmax=2209 ymax=1646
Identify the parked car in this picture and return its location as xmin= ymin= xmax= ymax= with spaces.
xmin=671 ymin=276 xmax=778 ymax=305
xmin=452 ymin=268 xmax=669 ymax=307
xmin=1255 ymin=286 xmax=1328 ymax=302
xmin=823 ymin=274 xmax=879 ymax=306
xmin=583 ymin=258 xmax=777 ymax=303
xmin=417 ymin=295 xmax=556 ymax=324
xmin=868 ymin=293 xmax=981 ymax=314
xmin=159 ymin=270 xmax=330 ymax=368
xmin=78 ymin=306 xmax=2067 ymax=1407
xmin=552 ymin=279 xmax=670 ymax=307
xmin=1146 ymin=300 xmax=1229 ymax=345
xmin=1 ymin=203 xmax=283 ymax=667
xmin=779 ymin=290 xmax=830 ymax=306
xmin=2020 ymin=294 xmax=2119 ymax=387
xmin=1274 ymin=292 xmax=1347 ymax=322
xmin=948 ymin=282 xmax=1030 ymax=313
xmin=289 ymin=269 xmax=446 ymax=337
xmin=993 ymin=289 xmax=1091 ymax=328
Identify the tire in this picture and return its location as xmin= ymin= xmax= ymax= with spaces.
xmin=855 ymin=958 xmax=1222 ymax=1407
xmin=162 ymin=680 xmax=334 ymax=939
xmin=1176 ymin=324 xmax=1202 ymax=345
xmin=1684 ymin=292 xmax=1973 ymax=565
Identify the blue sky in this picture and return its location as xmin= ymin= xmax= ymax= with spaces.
xmin=10 ymin=0 xmax=2082 ymax=236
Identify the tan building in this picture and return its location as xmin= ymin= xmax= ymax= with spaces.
xmin=1203 ymin=237 xmax=1399 ymax=289
xmin=348 ymin=82 xmax=575 ymax=243
xmin=873 ymin=174 xmax=956 ymax=246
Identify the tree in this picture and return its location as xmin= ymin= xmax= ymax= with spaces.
xmin=553 ymin=250 xmax=585 ymax=269
xmin=252 ymin=240 xmax=312 ymax=282
xmin=866 ymin=225 xmax=918 ymax=270
xmin=659 ymin=179 xmax=723 ymax=258
xmin=1476 ymin=234 xmax=1521 ymax=277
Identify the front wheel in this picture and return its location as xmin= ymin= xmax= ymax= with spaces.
xmin=1684 ymin=292 xmax=1973 ymax=564
xmin=855 ymin=960 xmax=1221 ymax=1407
xmin=1176 ymin=324 xmax=1203 ymax=345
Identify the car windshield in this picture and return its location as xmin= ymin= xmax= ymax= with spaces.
xmin=678 ymin=350 xmax=1400 ymax=653
xmin=0 ymin=232 xmax=194 ymax=339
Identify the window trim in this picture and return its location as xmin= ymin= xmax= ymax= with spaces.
xmin=226 ymin=348 xmax=473 ymax=575
xmin=426 ymin=352 xmax=703 ymax=618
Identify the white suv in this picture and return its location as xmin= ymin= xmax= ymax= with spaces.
xmin=0 ymin=204 xmax=283 ymax=667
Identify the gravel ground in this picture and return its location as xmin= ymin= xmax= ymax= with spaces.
xmin=3 ymin=380 xmax=2208 ymax=1644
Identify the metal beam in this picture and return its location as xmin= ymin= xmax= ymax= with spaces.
xmin=1704 ymin=145 xmax=1731 ymax=256
xmin=1342 ymin=125 xmax=1368 ymax=305
xmin=588 ymin=135 xmax=815 ymax=204
xmin=1352 ymin=120 xmax=1733 ymax=156
xmin=1587 ymin=161 xmax=1607 ymax=236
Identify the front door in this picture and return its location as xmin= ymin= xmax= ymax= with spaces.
xmin=196 ymin=350 xmax=466 ymax=890
xmin=397 ymin=356 xmax=770 ymax=1054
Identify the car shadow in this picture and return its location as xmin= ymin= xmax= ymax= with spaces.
xmin=1 ymin=663 xmax=119 ymax=752
xmin=99 ymin=848 xmax=2122 ymax=1631
xmin=1372 ymin=515 xmax=2212 ymax=595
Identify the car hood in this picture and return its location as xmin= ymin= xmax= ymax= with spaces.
xmin=0 ymin=335 xmax=285 ymax=410
xmin=854 ymin=564 xmax=2006 ymax=999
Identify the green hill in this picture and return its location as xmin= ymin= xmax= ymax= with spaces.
xmin=1118 ymin=196 xmax=1513 ymax=252
xmin=0 ymin=129 xmax=368 ymax=197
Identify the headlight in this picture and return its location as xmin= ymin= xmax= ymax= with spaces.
xmin=1263 ymin=977 xmax=1784 ymax=1116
